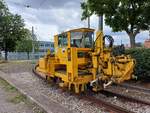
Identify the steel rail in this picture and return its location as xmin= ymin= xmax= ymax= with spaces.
xmin=100 ymin=90 xmax=150 ymax=106
xmin=79 ymin=95 xmax=134 ymax=113
xmin=117 ymin=83 xmax=150 ymax=94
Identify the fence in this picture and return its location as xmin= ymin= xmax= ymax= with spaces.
xmin=1 ymin=52 xmax=46 ymax=60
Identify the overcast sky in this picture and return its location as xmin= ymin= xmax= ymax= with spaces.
xmin=5 ymin=0 xmax=149 ymax=45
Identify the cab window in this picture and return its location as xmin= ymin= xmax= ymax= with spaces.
xmin=58 ymin=33 xmax=68 ymax=47
xmin=70 ymin=31 xmax=94 ymax=48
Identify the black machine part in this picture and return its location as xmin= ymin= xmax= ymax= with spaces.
xmin=103 ymin=35 xmax=114 ymax=48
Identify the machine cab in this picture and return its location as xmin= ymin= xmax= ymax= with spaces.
xmin=54 ymin=28 xmax=94 ymax=49
xmin=54 ymin=28 xmax=94 ymax=59
xmin=70 ymin=28 xmax=94 ymax=48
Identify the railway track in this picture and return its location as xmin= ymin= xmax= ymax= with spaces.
xmin=32 ymin=68 xmax=150 ymax=113
xmin=116 ymin=83 xmax=150 ymax=94
xmin=33 ymin=68 xmax=135 ymax=113
xmin=33 ymin=68 xmax=150 ymax=113
xmin=100 ymin=90 xmax=150 ymax=106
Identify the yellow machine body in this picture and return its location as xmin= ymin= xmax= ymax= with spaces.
xmin=36 ymin=28 xmax=135 ymax=93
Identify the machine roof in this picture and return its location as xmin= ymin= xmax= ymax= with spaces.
xmin=68 ymin=28 xmax=95 ymax=32
xmin=55 ymin=28 xmax=95 ymax=36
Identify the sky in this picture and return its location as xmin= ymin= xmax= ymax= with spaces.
xmin=5 ymin=0 xmax=149 ymax=45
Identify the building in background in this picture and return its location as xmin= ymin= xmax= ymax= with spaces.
xmin=34 ymin=41 xmax=54 ymax=59
xmin=144 ymin=28 xmax=150 ymax=48
xmin=38 ymin=41 xmax=54 ymax=53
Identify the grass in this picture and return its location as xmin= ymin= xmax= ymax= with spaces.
xmin=0 ymin=77 xmax=26 ymax=104
xmin=9 ymin=93 xmax=27 ymax=104
xmin=0 ymin=78 xmax=17 ymax=92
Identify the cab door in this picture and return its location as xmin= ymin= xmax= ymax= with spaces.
xmin=55 ymin=33 xmax=68 ymax=64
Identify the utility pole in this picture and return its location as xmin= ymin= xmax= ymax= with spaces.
xmin=98 ymin=15 xmax=103 ymax=31
xmin=31 ymin=26 xmax=35 ymax=60
xmin=149 ymin=25 xmax=150 ymax=39
xmin=88 ymin=17 xmax=90 ymax=28
xmin=121 ymin=40 xmax=122 ymax=45
xmin=32 ymin=26 xmax=35 ymax=53
xmin=84 ymin=0 xmax=90 ymax=28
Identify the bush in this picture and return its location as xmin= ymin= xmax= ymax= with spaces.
xmin=125 ymin=48 xmax=150 ymax=80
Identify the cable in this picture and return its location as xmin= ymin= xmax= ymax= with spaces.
xmin=38 ymin=0 xmax=47 ymax=9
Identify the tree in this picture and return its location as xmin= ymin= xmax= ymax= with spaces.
xmin=16 ymin=29 xmax=39 ymax=60
xmin=81 ymin=0 xmax=150 ymax=48
xmin=0 ymin=0 xmax=8 ymax=52
xmin=0 ymin=0 xmax=26 ymax=60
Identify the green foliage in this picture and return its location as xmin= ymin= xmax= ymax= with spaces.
xmin=81 ymin=2 xmax=92 ymax=20
xmin=0 ymin=0 xmax=8 ymax=13
xmin=125 ymin=48 xmax=150 ymax=79
xmin=16 ymin=29 xmax=32 ymax=53
xmin=16 ymin=29 xmax=39 ymax=59
xmin=0 ymin=0 xmax=27 ymax=60
xmin=0 ymin=14 xmax=25 ymax=50
xmin=81 ymin=0 xmax=150 ymax=48
xmin=16 ymin=39 xmax=33 ymax=52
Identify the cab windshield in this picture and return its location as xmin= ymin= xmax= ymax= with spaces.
xmin=70 ymin=32 xmax=94 ymax=48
